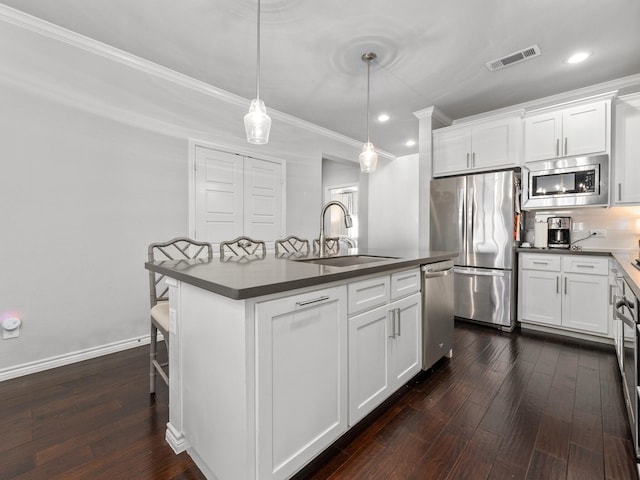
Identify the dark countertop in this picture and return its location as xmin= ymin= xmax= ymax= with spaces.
xmin=145 ymin=248 xmax=458 ymax=300
xmin=517 ymin=247 xmax=640 ymax=299
xmin=516 ymin=247 xmax=611 ymax=256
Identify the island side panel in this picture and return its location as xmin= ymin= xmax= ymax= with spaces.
xmin=172 ymin=281 xmax=256 ymax=480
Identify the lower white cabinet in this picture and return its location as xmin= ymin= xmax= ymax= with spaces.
xmin=348 ymin=291 xmax=421 ymax=425
xmin=519 ymin=254 xmax=609 ymax=336
xmin=256 ymin=285 xmax=348 ymax=480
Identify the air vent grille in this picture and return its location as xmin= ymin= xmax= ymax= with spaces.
xmin=486 ymin=44 xmax=541 ymax=71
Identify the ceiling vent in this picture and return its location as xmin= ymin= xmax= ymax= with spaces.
xmin=485 ymin=44 xmax=541 ymax=71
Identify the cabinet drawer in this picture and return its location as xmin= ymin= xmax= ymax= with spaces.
xmin=390 ymin=269 xmax=421 ymax=300
xmin=562 ymin=256 xmax=608 ymax=275
xmin=521 ymin=254 xmax=561 ymax=271
xmin=348 ymin=276 xmax=390 ymax=315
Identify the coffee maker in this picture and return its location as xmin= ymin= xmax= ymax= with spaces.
xmin=547 ymin=217 xmax=571 ymax=249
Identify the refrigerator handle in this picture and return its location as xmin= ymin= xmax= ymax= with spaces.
xmin=467 ymin=181 xmax=474 ymax=262
xmin=460 ymin=179 xmax=467 ymax=263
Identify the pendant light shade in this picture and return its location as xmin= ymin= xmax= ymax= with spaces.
xmin=244 ymin=99 xmax=271 ymax=144
xmin=359 ymin=52 xmax=378 ymax=173
xmin=245 ymin=0 xmax=271 ymax=144
xmin=359 ymin=142 xmax=377 ymax=173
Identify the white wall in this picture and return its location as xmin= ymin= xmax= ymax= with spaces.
xmin=527 ymin=206 xmax=640 ymax=251
xmin=0 ymin=14 xmax=368 ymax=378
xmin=0 ymin=83 xmax=188 ymax=373
xmin=367 ymin=154 xmax=420 ymax=250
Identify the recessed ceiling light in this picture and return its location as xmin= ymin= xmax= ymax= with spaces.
xmin=566 ymin=51 xmax=591 ymax=64
xmin=405 ymin=139 xmax=416 ymax=147
xmin=377 ymin=113 xmax=390 ymax=122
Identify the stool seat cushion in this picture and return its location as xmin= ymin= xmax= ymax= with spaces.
xmin=151 ymin=301 xmax=170 ymax=332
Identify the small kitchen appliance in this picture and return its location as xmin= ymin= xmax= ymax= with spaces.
xmin=547 ymin=216 xmax=571 ymax=249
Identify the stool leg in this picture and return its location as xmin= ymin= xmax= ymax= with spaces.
xmin=150 ymin=322 xmax=158 ymax=394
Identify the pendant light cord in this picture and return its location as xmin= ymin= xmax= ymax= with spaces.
xmin=366 ymin=57 xmax=371 ymax=143
xmin=256 ymin=0 xmax=261 ymax=101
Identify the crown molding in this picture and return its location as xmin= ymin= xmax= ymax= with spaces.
xmin=413 ymin=106 xmax=452 ymax=125
xmin=0 ymin=4 xmax=396 ymax=158
xmin=439 ymin=73 xmax=640 ymax=125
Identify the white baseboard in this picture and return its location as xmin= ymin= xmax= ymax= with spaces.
xmin=166 ymin=422 xmax=190 ymax=454
xmin=0 ymin=333 xmax=163 ymax=382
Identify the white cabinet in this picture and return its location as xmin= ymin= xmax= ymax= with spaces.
xmin=523 ymin=100 xmax=608 ymax=163
xmin=348 ymin=270 xmax=421 ymax=425
xmin=432 ymin=116 xmax=519 ymax=176
xmin=256 ymin=285 xmax=348 ymax=480
xmin=614 ymin=94 xmax=640 ymax=205
xmin=519 ymin=254 xmax=609 ymax=336
xmin=520 ymin=268 xmax=562 ymax=327
xmin=562 ymin=272 xmax=608 ymax=334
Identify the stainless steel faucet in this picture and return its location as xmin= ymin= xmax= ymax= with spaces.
xmin=319 ymin=200 xmax=353 ymax=257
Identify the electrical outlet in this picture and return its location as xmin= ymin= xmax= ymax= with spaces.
xmin=590 ymin=229 xmax=606 ymax=238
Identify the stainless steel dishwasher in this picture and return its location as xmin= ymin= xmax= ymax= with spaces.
xmin=421 ymin=259 xmax=454 ymax=370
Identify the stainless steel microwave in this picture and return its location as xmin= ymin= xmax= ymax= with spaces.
xmin=522 ymin=154 xmax=609 ymax=209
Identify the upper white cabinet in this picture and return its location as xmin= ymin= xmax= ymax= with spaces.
xmin=523 ymin=100 xmax=609 ymax=163
xmin=432 ymin=115 xmax=519 ymax=177
xmin=614 ymin=93 xmax=640 ymax=205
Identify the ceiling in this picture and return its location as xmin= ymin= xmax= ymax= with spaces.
xmin=2 ymin=0 xmax=640 ymax=156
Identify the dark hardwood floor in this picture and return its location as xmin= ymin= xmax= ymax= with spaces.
xmin=1 ymin=322 xmax=636 ymax=479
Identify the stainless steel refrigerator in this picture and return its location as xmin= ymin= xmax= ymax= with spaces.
xmin=430 ymin=170 xmax=518 ymax=331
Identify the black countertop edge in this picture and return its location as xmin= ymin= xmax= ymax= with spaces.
xmin=517 ymin=247 xmax=640 ymax=300
xmin=146 ymin=250 xmax=458 ymax=300
xmin=516 ymin=247 xmax=611 ymax=256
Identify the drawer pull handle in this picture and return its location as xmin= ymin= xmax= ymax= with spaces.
xmin=564 ymin=277 xmax=568 ymax=295
xmin=389 ymin=310 xmax=396 ymax=339
xmin=396 ymin=308 xmax=401 ymax=337
xmin=296 ymin=296 xmax=329 ymax=307
xmin=556 ymin=276 xmax=560 ymax=294
xmin=532 ymin=261 xmax=549 ymax=265
xmin=576 ymin=264 xmax=595 ymax=268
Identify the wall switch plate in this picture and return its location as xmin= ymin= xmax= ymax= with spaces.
xmin=2 ymin=317 xmax=21 ymax=339
xmin=3 ymin=327 xmax=19 ymax=339
xmin=590 ymin=229 xmax=606 ymax=238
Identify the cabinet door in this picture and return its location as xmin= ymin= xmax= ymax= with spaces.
xmin=256 ymin=286 xmax=348 ymax=480
xmin=614 ymin=95 xmax=640 ymax=205
xmin=348 ymin=305 xmax=392 ymax=425
xmin=432 ymin=126 xmax=471 ymax=176
xmin=562 ymin=101 xmax=607 ymax=157
xmin=519 ymin=269 xmax=562 ymax=326
xmin=471 ymin=118 xmax=517 ymax=169
xmin=562 ymin=273 xmax=609 ymax=335
xmin=524 ymin=112 xmax=562 ymax=162
xmin=389 ymin=293 xmax=422 ymax=389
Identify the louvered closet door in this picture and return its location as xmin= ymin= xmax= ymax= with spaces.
xmin=243 ymin=157 xmax=283 ymax=246
xmin=194 ymin=146 xmax=243 ymax=244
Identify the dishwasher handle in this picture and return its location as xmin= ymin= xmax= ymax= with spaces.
xmin=422 ymin=268 xmax=453 ymax=278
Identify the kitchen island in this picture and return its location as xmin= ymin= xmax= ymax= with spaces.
xmin=145 ymin=248 xmax=457 ymax=480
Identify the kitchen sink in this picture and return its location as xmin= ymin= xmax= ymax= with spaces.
xmin=295 ymin=255 xmax=398 ymax=267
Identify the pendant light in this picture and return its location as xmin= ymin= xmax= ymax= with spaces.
xmin=359 ymin=52 xmax=378 ymax=173
xmin=244 ymin=0 xmax=271 ymax=144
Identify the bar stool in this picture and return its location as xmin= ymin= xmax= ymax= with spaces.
xmin=147 ymin=237 xmax=212 ymax=394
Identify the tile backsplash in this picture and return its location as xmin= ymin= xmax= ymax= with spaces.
xmin=525 ymin=206 xmax=640 ymax=250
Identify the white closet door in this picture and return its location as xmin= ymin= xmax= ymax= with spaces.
xmin=243 ymin=157 xmax=283 ymax=246
xmin=194 ymin=146 xmax=243 ymax=244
